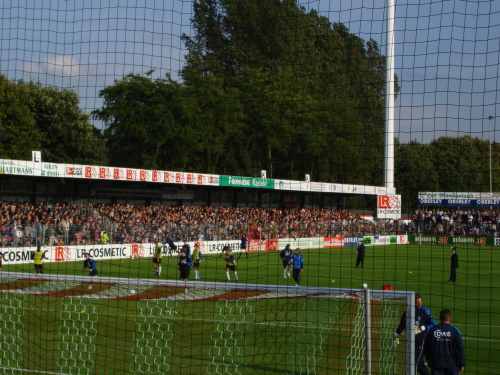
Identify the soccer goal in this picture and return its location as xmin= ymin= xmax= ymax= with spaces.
xmin=0 ymin=273 xmax=415 ymax=375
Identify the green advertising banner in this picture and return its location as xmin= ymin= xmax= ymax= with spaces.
xmin=408 ymin=236 xmax=493 ymax=246
xmin=220 ymin=176 xmax=275 ymax=189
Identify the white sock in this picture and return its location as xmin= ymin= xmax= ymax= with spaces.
xmin=158 ymin=267 xmax=162 ymax=274
xmin=226 ymin=271 xmax=230 ymax=280
xmin=235 ymin=272 xmax=238 ymax=281
xmin=196 ymin=270 xmax=199 ymax=279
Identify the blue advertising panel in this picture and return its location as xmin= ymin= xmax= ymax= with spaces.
xmin=343 ymin=237 xmax=364 ymax=247
xmin=418 ymin=199 xmax=500 ymax=207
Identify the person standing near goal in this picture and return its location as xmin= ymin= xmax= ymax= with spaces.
xmin=280 ymin=244 xmax=293 ymax=278
xmin=34 ymin=245 xmax=44 ymax=274
xmin=354 ymin=240 xmax=366 ymax=268
xmin=424 ymin=309 xmax=465 ymax=375
xmin=152 ymin=241 xmax=163 ymax=276
xmin=393 ymin=293 xmax=436 ymax=375
xmin=289 ymin=248 xmax=304 ymax=286
xmin=449 ymin=247 xmax=459 ymax=283
xmin=191 ymin=243 xmax=203 ymax=280
xmin=224 ymin=247 xmax=238 ymax=281
xmin=178 ymin=249 xmax=192 ymax=281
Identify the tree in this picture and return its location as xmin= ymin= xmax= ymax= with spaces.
xmin=182 ymin=74 xmax=245 ymax=174
xmin=429 ymin=136 xmax=489 ymax=192
xmin=0 ymin=75 xmax=40 ymax=159
xmin=26 ymin=82 xmax=108 ymax=165
xmin=181 ymin=0 xmax=395 ymax=183
xmin=394 ymin=139 xmax=439 ymax=211
xmin=0 ymin=75 xmax=107 ymax=164
xmin=93 ymin=72 xmax=184 ymax=170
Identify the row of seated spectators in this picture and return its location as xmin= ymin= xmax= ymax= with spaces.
xmin=0 ymin=201 xmax=387 ymax=246
xmin=2 ymin=202 xmax=498 ymax=247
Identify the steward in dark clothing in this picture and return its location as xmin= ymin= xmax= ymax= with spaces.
xmin=354 ymin=241 xmax=366 ymax=268
xmin=449 ymin=247 xmax=459 ymax=283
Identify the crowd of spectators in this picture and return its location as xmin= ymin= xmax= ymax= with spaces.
xmin=406 ymin=209 xmax=499 ymax=237
xmin=0 ymin=201 xmax=387 ymax=246
xmin=1 ymin=201 xmax=498 ymax=247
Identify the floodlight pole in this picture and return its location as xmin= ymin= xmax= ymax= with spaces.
xmin=384 ymin=0 xmax=395 ymax=191
xmin=489 ymin=116 xmax=494 ymax=196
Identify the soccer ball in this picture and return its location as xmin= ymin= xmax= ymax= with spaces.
xmin=130 ymin=289 xmax=136 ymax=294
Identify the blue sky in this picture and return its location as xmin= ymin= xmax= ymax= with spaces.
xmin=1 ymin=0 xmax=499 ymax=144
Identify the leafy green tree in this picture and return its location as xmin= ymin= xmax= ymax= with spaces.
xmin=0 ymin=75 xmax=107 ymax=164
xmin=181 ymin=74 xmax=245 ymax=174
xmin=429 ymin=136 xmax=490 ymax=192
xmin=26 ymin=82 xmax=108 ymax=165
xmin=394 ymin=139 xmax=440 ymax=211
xmin=181 ymin=0 xmax=395 ymax=183
xmin=0 ymin=75 xmax=41 ymax=159
xmin=93 ymin=72 xmax=184 ymax=170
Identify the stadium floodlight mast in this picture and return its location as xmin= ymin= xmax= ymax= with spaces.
xmin=384 ymin=0 xmax=395 ymax=191
xmin=489 ymin=116 xmax=494 ymax=196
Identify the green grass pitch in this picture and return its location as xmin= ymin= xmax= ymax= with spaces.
xmin=0 ymin=243 xmax=498 ymax=374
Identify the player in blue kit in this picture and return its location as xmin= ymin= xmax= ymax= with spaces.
xmin=289 ymin=248 xmax=304 ymax=286
xmin=425 ymin=309 xmax=465 ymax=375
xmin=165 ymin=237 xmax=177 ymax=256
xmin=178 ymin=249 xmax=192 ymax=281
xmin=83 ymin=253 xmax=98 ymax=276
xmin=280 ymin=244 xmax=293 ymax=278
xmin=394 ymin=294 xmax=436 ymax=375
xmin=182 ymin=240 xmax=191 ymax=256
xmin=239 ymin=235 xmax=249 ymax=258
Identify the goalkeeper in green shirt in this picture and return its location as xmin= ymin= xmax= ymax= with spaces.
xmin=152 ymin=242 xmax=163 ymax=276
xmin=34 ymin=245 xmax=44 ymax=274
xmin=191 ymin=243 xmax=203 ymax=280
xmin=224 ymin=247 xmax=238 ymax=281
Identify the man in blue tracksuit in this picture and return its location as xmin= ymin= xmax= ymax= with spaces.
xmin=289 ymin=248 xmax=304 ymax=286
xmin=239 ymin=235 xmax=249 ymax=258
xmin=425 ymin=309 xmax=465 ymax=375
xmin=83 ymin=253 xmax=98 ymax=276
xmin=394 ymin=294 xmax=436 ymax=375
xmin=178 ymin=249 xmax=192 ymax=281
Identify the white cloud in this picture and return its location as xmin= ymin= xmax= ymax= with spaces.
xmin=18 ymin=62 xmax=43 ymax=74
xmin=43 ymin=55 xmax=82 ymax=77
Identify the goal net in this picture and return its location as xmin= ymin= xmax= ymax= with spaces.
xmin=0 ymin=272 xmax=414 ymax=375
